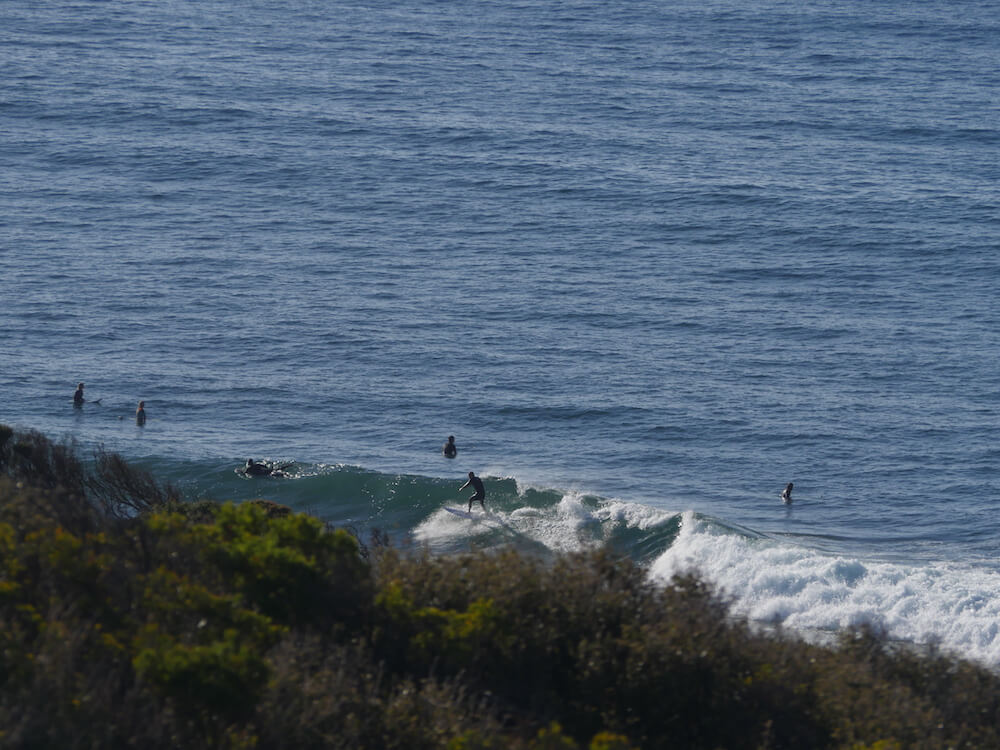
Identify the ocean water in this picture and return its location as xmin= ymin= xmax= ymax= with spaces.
xmin=2 ymin=0 xmax=999 ymax=662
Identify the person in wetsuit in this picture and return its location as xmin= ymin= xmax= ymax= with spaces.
xmin=74 ymin=382 xmax=86 ymax=407
xmin=442 ymin=435 xmax=457 ymax=458
xmin=460 ymin=471 xmax=486 ymax=513
xmin=243 ymin=459 xmax=294 ymax=478
xmin=782 ymin=482 xmax=794 ymax=504
xmin=244 ymin=459 xmax=273 ymax=477
xmin=135 ymin=401 xmax=147 ymax=426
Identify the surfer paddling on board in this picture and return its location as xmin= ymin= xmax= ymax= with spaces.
xmin=244 ymin=460 xmax=271 ymax=477
xmin=782 ymin=482 xmax=793 ymax=504
xmin=243 ymin=460 xmax=294 ymax=478
xmin=442 ymin=435 xmax=457 ymax=458
xmin=459 ymin=471 xmax=486 ymax=513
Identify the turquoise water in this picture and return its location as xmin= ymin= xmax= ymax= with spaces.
xmin=2 ymin=0 xmax=999 ymax=662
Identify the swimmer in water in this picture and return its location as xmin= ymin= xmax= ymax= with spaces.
xmin=442 ymin=435 xmax=457 ymax=458
xmin=135 ymin=401 xmax=146 ymax=426
xmin=781 ymin=482 xmax=794 ymax=504
xmin=459 ymin=471 xmax=486 ymax=513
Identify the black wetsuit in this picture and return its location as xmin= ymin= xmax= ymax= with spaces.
xmin=467 ymin=475 xmax=485 ymax=510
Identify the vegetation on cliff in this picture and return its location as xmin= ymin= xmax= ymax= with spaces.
xmin=1 ymin=424 xmax=999 ymax=749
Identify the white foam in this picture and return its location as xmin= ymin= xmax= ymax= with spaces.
xmin=557 ymin=493 xmax=600 ymax=526
xmin=505 ymin=493 xmax=599 ymax=553
xmin=510 ymin=507 xmax=543 ymax=519
xmin=649 ymin=511 xmax=1000 ymax=666
xmin=413 ymin=507 xmax=493 ymax=548
xmin=594 ymin=499 xmax=677 ymax=529
xmin=415 ymin=493 xmax=611 ymax=554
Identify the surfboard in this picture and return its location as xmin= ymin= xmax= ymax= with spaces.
xmin=444 ymin=507 xmax=474 ymax=519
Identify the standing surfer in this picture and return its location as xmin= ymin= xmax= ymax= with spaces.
xmin=460 ymin=471 xmax=486 ymax=513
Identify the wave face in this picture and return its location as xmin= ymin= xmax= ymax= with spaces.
xmin=152 ymin=458 xmax=1000 ymax=666
xmin=157 ymin=459 xmax=682 ymax=560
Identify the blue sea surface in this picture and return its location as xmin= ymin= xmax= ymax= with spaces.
xmin=2 ymin=0 xmax=999 ymax=662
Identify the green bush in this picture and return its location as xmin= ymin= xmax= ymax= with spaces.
xmin=132 ymin=624 xmax=271 ymax=718
xmin=147 ymin=502 xmax=372 ymax=630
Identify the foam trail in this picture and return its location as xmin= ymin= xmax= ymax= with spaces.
xmin=650 ymin=511 xmax=1000 ymax=666
xmin=414 ymin=492 xmax=602 ymax=555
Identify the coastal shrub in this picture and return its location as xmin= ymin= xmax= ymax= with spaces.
xmin=0 ymin=424 xmax=179 ymax=522
xmin=254 ymin=632 xmax=514 ymax=750
xmin=87 ymin=449 xmax=181 ymax=517
xmin=132 ymin=624 xmax=271 ymax=718
xmin=371 ymin=547 xmax=833 ymax=748
xmin=587 ymin=732 xmax=636 ymax=750
xmin=146 ymin=501 xmax=372 ymax=630
xmin=0 ymin=428 xmax=86 ymax=495
xmin=0 ymin=424 xmax=12 ymax=452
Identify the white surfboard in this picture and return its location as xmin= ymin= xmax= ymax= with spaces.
xmin=444 ymin=507 xmax=475 ymax=519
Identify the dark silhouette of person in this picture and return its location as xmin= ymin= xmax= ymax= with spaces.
xmin=443 ymin=435 xmax=457 ymax=458
xmin=782 ymin=482 xmax=794 ymax=504
xmin=244 ymin=459 xmax=273 ymax=477
xmin=73 ymin=382 xmax=100 ymax=406
xmin=135 ymin=401 xmax=146 ymax=426
xmin=460 ymin=471 xmax=486 ymax=512
xmin=243 ymin=459 xmax=293 ymax=478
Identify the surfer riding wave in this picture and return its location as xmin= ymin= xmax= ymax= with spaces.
xmin=460 ymin=471 xmax=486 ymax=513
